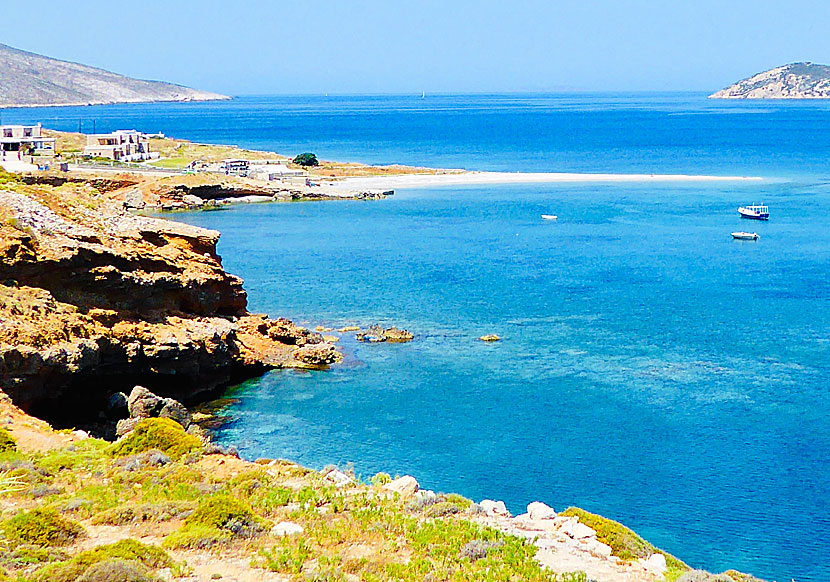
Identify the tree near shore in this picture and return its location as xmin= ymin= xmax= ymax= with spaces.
xmin=293 ymin=152 xmax=319 ymax=167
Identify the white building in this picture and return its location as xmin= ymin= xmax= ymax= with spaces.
xmin=83 ymin=130 xmax=159 ymax=161
xmin=0 ymin=124 xmax=56 ymax=156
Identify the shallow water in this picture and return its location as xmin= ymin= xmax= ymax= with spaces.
xmin=6 ymin=94 xmax=829 ymax=581
xmin=177 ymin=180 xmax=829 ymax=582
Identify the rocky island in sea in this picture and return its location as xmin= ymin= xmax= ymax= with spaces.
xmin=710 ymin=62 xmax=830 ymax=99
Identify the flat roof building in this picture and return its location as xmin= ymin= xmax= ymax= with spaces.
xmin=0 ymin=124 xmax=56 ymax=156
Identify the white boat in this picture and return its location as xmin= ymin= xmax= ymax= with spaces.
xmin=738 ymin=204 xmax=769 ymax=220
xmin=541 ymin=214 xmax=558 ymax=220
xmin=731 ymin=231 xmax=760 ymax=240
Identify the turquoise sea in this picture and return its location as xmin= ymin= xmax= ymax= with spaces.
xmin=4 ymin=94 xmax=829 ymax=581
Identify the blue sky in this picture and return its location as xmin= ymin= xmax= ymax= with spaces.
xmin=4 ymin=0 xmax=830 ymax=95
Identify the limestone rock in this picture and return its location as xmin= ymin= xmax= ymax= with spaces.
xmin=571 ymin=522 xmax=596 ymax=539
xmin=338 ymin=325 xmax=361 ymax=332
xmin=181 ymin=194 xmax=204 ymax=207
xmin=641 ymin=553 xmax=667 ymax=575
xmin=527 ymin=501 xmax=556 ymax=520
xmin=382 ymin=475 xmax=419 ymax=497
xmin=271 ymin=521 xmax=304 ymax=537
xmin=479 ymin=499 xmax=510 ymax=517
xmin=122 ymin=189 xmax=145 ymax=210
xmin=323 ymin=468 xmax=353 ymax=488
xmin=356 ymin=325 xmax=414 ymax=343
xmin=293 ymin=343 xmax=342 ymax=367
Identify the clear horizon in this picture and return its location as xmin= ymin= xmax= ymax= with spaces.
xmin=4 ymin=0 xmax=830 ymax=95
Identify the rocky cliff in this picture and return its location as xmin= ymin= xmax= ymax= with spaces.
xmin=710 ymin=62 xmax=830 ymax=99
xmin=0 ymin=43 xmax=228 ymax=107
xmin=0 ymin=175 xmax=339 ymax=428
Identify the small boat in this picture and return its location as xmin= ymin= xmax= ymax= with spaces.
xmin=732 ymin=231 xmax=760 ymax=240
xmin=541 ymin=214 xmax=558 ymax=221
xmin=738 ymin=204 xmax=769 ymax=220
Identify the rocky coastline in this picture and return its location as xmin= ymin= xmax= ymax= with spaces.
xmin=0 ymin=174 xmax=341 ymax=433
xmin=0 ymin=169 xmax=770 ymax=582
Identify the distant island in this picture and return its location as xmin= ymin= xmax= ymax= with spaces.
xmin=0 ymin=43 xmax=229 ymax=108
xmin=710 ymin=62 xmax=830 ymax=99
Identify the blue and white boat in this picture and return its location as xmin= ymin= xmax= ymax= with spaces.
xmin=738 ymin=204 xmax=769 ymax=220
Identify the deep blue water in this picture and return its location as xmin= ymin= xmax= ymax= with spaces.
xmin=5 ymin=94 xmax=828 ymax=581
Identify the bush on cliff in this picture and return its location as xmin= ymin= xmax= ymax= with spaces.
xmin=163 ymin=494 xmax=268 ymax=549
xmin=2 ymin=508 xmax=84 ymax=547
xmin=0 ymin=428 xmax=16 ymax=453
xmin=107 ymin=418 xmax=201 ymax=460
xmin=560 ymin=507 xmax=687 ymax=571
xmin=33 ymin=539 xmax=172 ymax=582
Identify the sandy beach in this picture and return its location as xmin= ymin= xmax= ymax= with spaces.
xmin=326 ymin=170 xmax=762 ymax=191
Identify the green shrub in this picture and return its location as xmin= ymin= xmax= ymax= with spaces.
xmin=560 ymin=507 xmax=687 ymax=570
xmin=76 ymin=559 xmax=158 ymax=582
xmin=370 ymin=472 xmax=392 ymax=486
xmin=2 ymin=508 xmax=84 ymax=547
xmin=163 ymin=494 xmax=267 ymax=549
xmin=34 ymin=539 xmax=171 ymax=582
xmin=0 ymin=428 xmax=16 ymax=453
xmin=257 ymin=537 xmax=313 ymax=574
xmin=108 ymin=418 xmax=201 ymax=460
xmin=292 ymin=152 xmax=319 ymax=167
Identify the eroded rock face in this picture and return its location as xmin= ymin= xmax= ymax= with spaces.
xmin=0 ymin=188 xmax=339 ymax=427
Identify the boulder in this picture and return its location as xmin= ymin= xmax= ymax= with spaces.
xmin=640 ymin=553 xmax=668 ymax=575
xmin=181 ymin=194 xmax=204 ymax=207
xmin=271 ymin=521 xmax=304 ymax=537
xmin=122 ymin=189 xmax=145 ymax=210
xmin=158 ymin=398 xmax=191 ymax=429
xmin=106 ymin=392 xmax=128 ymax=419
xmin=127 ymin=386 xmax=164 ymax=419
xmin=571 ymin=522 xmax=596 ymax=539
xmin=479 ymin=499 xmax=510 ymax=517
xmin=527 ymin=501 xmax=556 ymax=520
xmin=382 ymin=475 xmax=419 ymax=497
xmin=584 ymin=539 xmax=613 ymax=558
xmin=323 ymin=468 xmax=353 ymax=488
xmin=115 ymin=418 xmax=141 ymax=438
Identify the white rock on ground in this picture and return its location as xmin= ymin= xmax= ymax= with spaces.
xmin=527 ymin=501 xmax=556 ymax=520
xmin=571 ymin=522 xmax=597 ymax=539
xmin=271 ymin=522 xmax=304 ymax=536
xmin=640 ymin=553 xmax=667 ymax=574
xmin=479 ymin=499 xmax=510 ymax=516
xmin=323 ymin=469 xmax=353 ymax=488
xmin=381 ymin=475 xmax=419 ymax=497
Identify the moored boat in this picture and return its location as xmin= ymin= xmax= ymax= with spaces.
xmin=738 ymin=204 xmax=769 ymax=220
xmin=731 ymin=231 xmax=760 ymax=240
xmin=541 ymin=214 xmax=558 ymax=220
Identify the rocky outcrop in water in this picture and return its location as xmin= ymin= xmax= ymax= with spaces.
xmin=0 ymin=186 xmax=340 ymax=427
xmin=355 ymin=325 xmax=414 ymax=343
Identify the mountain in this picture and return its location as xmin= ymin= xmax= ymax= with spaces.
xmin=710 ymin=62 xmax=830 ymax=99
xmin=0 ymin=43 xmax=229 ymax=108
